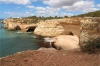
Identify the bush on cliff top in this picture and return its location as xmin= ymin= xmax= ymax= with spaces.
xmin=81 ymin=37 xmax=100 ymax=53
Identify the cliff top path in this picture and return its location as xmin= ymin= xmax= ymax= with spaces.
xmin=0 ymin=48 xmax=100 ymax=66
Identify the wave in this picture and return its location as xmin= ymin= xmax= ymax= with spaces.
xmin=32 ymin=36 xmax=37 ymax=38
xmin=44 ymin=37 xmax=54 ymax=42
xmin=15 ymin=31 xmax=32 ymax=34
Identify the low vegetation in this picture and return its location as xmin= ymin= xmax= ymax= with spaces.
xmin=25 ymin=16 xmax=66 ymax=23
xmin=81 ymin=37 xmax=100 ymax=53
xmin=73 ymin=10 xmax=100 ymax=17
xmin=9 ymin=10 xmax=100 ymax=24
xmin=25 ymin=10 xmax=100 ymax=23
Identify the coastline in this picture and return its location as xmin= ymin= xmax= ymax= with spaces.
xmin=0 ymin=17 xmax=100 ymax=66
xmin=0 ymin=25 xmax=41 ymax=58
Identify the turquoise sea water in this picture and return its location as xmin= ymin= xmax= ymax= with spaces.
xmin=0 ymin=20 xmax=40 ymax=57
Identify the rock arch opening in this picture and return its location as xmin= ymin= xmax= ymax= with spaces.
xmin=15 ymin=26 xmax=21 ymax=30
xmin=26 ymin=27 xmax=36 ymax=32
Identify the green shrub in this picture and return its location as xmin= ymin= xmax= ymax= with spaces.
xmin=81 ymin=37 xmax=100 ymax=53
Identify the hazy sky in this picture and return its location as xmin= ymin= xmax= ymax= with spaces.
xmin=0 ymin=0 xmax=100 ymax=19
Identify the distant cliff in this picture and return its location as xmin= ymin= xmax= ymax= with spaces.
xmin=3 ymin=18 xmax=37 ymax=32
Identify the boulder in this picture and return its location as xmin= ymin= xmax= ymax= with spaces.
xmin=54 ymin=34 xmax=79 ymax=50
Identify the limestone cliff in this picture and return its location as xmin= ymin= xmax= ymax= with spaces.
xmin=34 ymin=18 xmax=81 ymax=37
xmin=4 ymin=22 xmax=18 ymax=30
xmin=34 ymin=21 xmax=64 ymax=37
xmin=80 ymin=17 xmax=100 ymax=46
xmin=3 ymin=18 xmax=37 ymax=31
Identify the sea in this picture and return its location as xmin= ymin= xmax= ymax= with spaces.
xmin=0 ymin=19 xmax=41 ymax=58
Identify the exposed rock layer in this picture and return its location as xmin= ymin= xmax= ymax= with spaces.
xmin=34 ymin=18 xmax=82 ymax=37
xmin=3 ymin=18 xmax=37 ymax=31
xmin=80 ymin=17 xmax=100 ymax=46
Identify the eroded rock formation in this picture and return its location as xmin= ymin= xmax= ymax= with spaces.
xmin=80 ymin=17 xmax=100 ymax=46
xmin=53 ymin=34 xmax=79 ymax=50
xmin=34 ymin=17 xmax=100 ymax=38
xmin=34 ymin=18 xmax=81 ymax=37
xmin=3 ymin=18 xmax=37 ymax=32
xmin=34 ymin=20 xmax=64 ymax=37
xmin=4 ymin=22 xmax=18 ymax=30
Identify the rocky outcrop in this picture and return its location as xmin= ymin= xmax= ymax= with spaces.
xmin=4 ymin=22 xmax=18 ymax=30
xmin=3 ymin=18 xmax=37 ymax=31
xmin=53 ymin=34 xmax=79 ymax=50
xmin=3 ymin=18 xmax=33 ymax=24
xmin=17 ymin=24 xmax=36 ymax=32
xmin=34 ymin=20 xmax=65 ymax=37
xmin=80 ymin=17 xmax=100 ymax=46
xmin=34 ymin=18 xmax=81 ymax=37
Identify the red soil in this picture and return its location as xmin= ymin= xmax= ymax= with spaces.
xmin=0 ymin=48 xmax=100 ymax=66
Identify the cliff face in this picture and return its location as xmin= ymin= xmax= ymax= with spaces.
xmin=3 ymin=18 xmax=37 ymax=31
xmin=34 ymin=18 xmax=81 ymax=37
xmin=80 ymin=17 xmax=100 ymax=46
xmin=4 ymin=22 xmax=18 ymax=30
xmin=34 ymin=21 xmax=64 ymax=37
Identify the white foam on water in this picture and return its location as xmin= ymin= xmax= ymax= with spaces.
xmin=26 ymin=32 xmax=32 ymax=33
xmin=44 ymin=37 xmax=54 ymax=42
xmin=16 ymin=31 xmax=23 ymax=33
xmin=15 ymin=31 xmax=32 ymax=34
xmin=43 ymin=37 xmax=55 ymax=47
xmin=32 ymin=36 xmax=37 ymax=38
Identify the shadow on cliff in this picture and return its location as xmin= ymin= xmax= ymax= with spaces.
xmin=26 ymin=27 xmax=36 ymax=32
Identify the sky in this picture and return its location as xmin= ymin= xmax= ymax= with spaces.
xmin=0 ymin=0 xmax=100 ymax=19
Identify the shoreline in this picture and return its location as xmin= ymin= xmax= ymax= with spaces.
xmin=0 ymin=47 xmax=57 ymax=59
xmin=0 ymin=32 xmax=54 ymax=58
xmin=1 ymin=17 xmax=100 ymax=66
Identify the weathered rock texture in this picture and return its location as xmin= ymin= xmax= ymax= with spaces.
xmin=80 ymin=17 xmax=100 ymax=46
xmin=34 ymin=21 xmax=64 ymax=37
xmin=3 ymin=18 xmax=37 ymax=31
xmin=4 ymin=22 xmax=18 ymax=30
xmin=34 ymin=18 xmax=81 ymax=37
xmin=54 ymin=34 xmax=79 ymax=50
